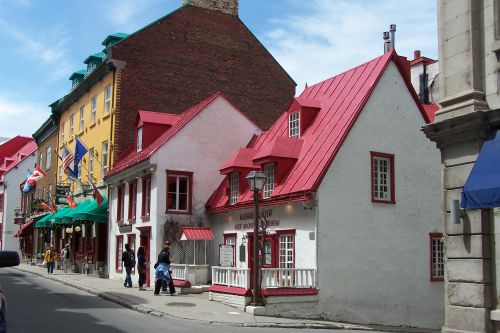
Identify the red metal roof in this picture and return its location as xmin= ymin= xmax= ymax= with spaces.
xmin=423 ymin=104 xmax=439 ymax=123
xmin=107 ymin=92 xmax=225 ymax=178
xmin=207 ymin=51 xmax=429 ymax=211
xmin=0 ymin=136 xmax=33 ymax=166
xmin=252 ymin=136 xmax=303 ymax=163
xmin=0 ymin=140 xmax=37 ymax=178
xmin=136 ymin=111 xmax=181 ymax=127
xmin=219 ymin=148 xmax=259 ymax=174
xmin=178 ymin=227 xmax=214 ymax=240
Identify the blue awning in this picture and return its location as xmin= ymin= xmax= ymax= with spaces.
xmin=461 ymin=129 xmax=500 ymax=209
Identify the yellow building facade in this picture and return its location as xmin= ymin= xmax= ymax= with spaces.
xmin=56 ymin=71 xmax=116 ymax=194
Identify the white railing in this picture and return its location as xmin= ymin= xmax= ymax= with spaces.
xmin=170 ymin=264 xmax=189 ymax=281
xmin=261 ymin=268 xmax=317 ymax=289
xmin=212 ymin=267 xmax=250 ymax=289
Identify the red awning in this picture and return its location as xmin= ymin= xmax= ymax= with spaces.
xmin=14 ymin=220 xmax=34 ymax=238
xmin=178 ymin=227 xmax=214 ymax=240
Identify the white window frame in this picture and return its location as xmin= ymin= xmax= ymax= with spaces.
xmin=263 ymin=164 xmax=275 ymax=199
xmin=104 ymin=85 xmax=111 ymax=114
xmin=69 ymin=114 xmax=74 ymax=138
xmin=89 ymin=148 xmax=94 ymax=181
xmin=430 ymin=233 xmax=444 ymax=281
xmin=61 ymin=122 xmax=65 ymax=144
xmin=279 ymin=234 xmax=294 ymax=269
xmin=48 ymin=184 xmax=52 ymax=203
xmin=77 ymin=161 xmax=82 ymax=183
xmin=288 ymin=111 xmax=300 ymax=138
xmin=39 ymin=152 xmax=43 ymax=170
xmin=91 ymin=95 xmax=97 ymax=124
xmin=137 ymin=127 xmax=143 ymax=152
xmin=167 ymin=174 xmax=190 ymax=212
xmin=79 ymin=106 xmax=85 ymax=132
xmin=58 ymin=165 xmax=63 ymax=183
xmin=46 ymin=146 xmax=51 ymax=170
xmin=101 ymin=141 xmax=108 ymax=177
xmin=372 ymin=153 xmax=394 ymax=202
xmin=230 ymin=173 xmax=239 ymax=205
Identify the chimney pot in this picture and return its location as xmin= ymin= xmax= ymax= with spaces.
xmin=414 ymin=50 xmax=421 ymax=60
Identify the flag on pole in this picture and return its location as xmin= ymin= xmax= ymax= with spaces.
xmin=22 ymin=166 xmax=47 ymax=192
xmin=41 ymin=201 xmax=56 ymax=213
xmin=61 ymin=146 xmax=77 ymax=179
xmin=66 ymin=193 xmax=77 ymax=209
xmin=92 ymin=182 xmax=104 ymax=206
xmin=74 ymin=137 xmax=88 ymax=178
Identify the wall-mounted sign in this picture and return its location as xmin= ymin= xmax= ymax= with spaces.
xmin=119 ymin=224 xmax=133 ymax=233
xmin=56 ymin=185 xmax=70 ymax=204
xmin=219 ymin=244 xmax=234 ymax=267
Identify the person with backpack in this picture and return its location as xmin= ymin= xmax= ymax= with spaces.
xmin=122 ymin=243 xmax=135 ymax=288
xmin=44 ymin=246 xmax=57 ymax=275
xmin=61 ymin=244 xmax=71 ymax=274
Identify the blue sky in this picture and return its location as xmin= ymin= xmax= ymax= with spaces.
xmin=0 ymin=0 xmax=437 ymax=138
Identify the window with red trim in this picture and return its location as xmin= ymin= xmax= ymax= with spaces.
xmin=117 ymin=185 xmax=125 ymax=222
xmin=166 ymin=171 xmax=193 ymax=214
xmin=430 ymin=233 xmax=444 ymax=281
xmin=116 ymin=235 xmax=124 ymax=271
xmin=128 ymin=181 xmax=137 ymax=221
xmin=370 ymin=151 xmax=395 ymax=204
xmin=142 ymin=176 xmax=151 ymax=217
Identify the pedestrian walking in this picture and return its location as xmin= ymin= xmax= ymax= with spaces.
xmin=153 ymin=244 xmax=171 ymax=295
xmin=137 ymin=246 xmax=147 ymax=291
xmin=163 ymin=241 xmax=176 ymax=295
xmin=122 ymin=243 xmax=135 ymax=288
xmin=44 ymin=246 xmax=57 ymax=275
xmin=61 ymin=244 xmax=71 ymax=274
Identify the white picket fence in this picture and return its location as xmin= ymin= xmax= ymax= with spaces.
xmin=170 ymin=264 xmax=189 ymax=280
xmin=211 ymin=267 xmax=317 ymax=289
xmin=211 ymin=267 xmax=250 ymax=288
xmin=261 ymin=268 xmax=317 ymax=288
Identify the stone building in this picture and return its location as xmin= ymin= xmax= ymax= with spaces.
xmin=423 ymin=1 xmax=500 ymax=332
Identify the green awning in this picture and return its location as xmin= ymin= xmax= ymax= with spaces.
xmin=35 ymin=213 xmax=54 ymax=228
xmin=50 ymin=207 xmax=72 ymax=225
xmin=61 ymin=200 xmax=92 ymax=224
xmin=73 ymin=197 xmax=108 ymax=223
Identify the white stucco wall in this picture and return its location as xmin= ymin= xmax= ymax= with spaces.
xmin=108 ymin=95 xmax=259 ymax=283
xmin=410 ymin=61 xmax=440 ymax=104
xmin=2 ymin=154 xmax=35 ymax=252
xmin=209 ymin=203 xmax=317 ymax=270
xmin=316 ymin=62 xmax=444 ymax=329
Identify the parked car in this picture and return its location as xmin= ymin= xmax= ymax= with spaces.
xmin=0 ymin=251 xmax=20 ymax=333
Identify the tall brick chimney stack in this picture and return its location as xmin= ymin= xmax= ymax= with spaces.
xmin=182 ymin=0 xmax=238 ymax=15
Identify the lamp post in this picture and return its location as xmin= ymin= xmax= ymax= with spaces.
xmin=246 ymin=170 xmax=267 ymax=306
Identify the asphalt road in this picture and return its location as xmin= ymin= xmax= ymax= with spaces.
xmin=0 ymin=268 xmax=378 ymax=333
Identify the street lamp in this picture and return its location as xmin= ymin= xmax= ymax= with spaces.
xmin=246 ymin=170 xmax=266 ymax=306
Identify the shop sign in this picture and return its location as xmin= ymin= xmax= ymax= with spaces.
xmin=56 ymin=185 xmax=70 ymax=204
xmin=119 ymin=224 xmax=133 ymax=233
xmin=219 ymin=244 xmax=234 ymax=267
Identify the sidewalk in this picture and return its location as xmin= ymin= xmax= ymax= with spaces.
xmin=14 ymin=263 xmax=433 ymax=332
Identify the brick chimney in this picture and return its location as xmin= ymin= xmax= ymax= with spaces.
xmin=182 ymin=0 xmax=238 ymax=15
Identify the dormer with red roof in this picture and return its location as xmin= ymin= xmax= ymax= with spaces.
xmin=286 ymin=97 xmax=321 ymax=138
xmin=135 ymin=111 xmax=181 ymax=152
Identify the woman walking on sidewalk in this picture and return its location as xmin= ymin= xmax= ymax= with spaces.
xmin=153 ymin=244 xmax=171 ymax=295
xmin=61 ymin=244 xmax=71 ymax=274
xmin=137 ymin=246 xmax=147 ymax=291
xmin=44 ymin=247 xmax=57 ymax=275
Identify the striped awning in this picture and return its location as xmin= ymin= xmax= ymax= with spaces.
xmin=178 ymin=227 xmax=214 ymax=240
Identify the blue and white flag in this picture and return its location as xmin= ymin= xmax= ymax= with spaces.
xmin=73 ymin=137 xmax=88 ymax=178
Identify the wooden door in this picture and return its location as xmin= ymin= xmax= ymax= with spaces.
xmin=140 ymin=235 xmax=150 ymax=287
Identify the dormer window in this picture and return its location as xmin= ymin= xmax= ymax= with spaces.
xmin=230 ymin=173 xmax=239 ymax=205
xmin=289 ymin=111 xmax=300 ymax=138
xmin=137 ymin=127 xmax=143 ymax=152
xmin=263 ymin=164 xmax=274 ymax=199
xmin=87 ymin=62 xmax=96 ymax=73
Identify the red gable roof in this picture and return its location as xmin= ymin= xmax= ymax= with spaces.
xmin=0 ymin=136 xmax=33 ymax=166
xmin=107 ymin=92 xmax=226 ymax=178
xmin=207 ymin=51 xmax=429 ymax=211
xmin=219 ymin=148 xmax=259 ymax=174
xmin=136 ymin=111 xmax=181 ymax=127
xmin=0 ymin=139 xmax=37 ymax=178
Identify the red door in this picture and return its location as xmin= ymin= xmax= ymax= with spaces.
xmin=140 ymin=234 xmax=150 ymax=287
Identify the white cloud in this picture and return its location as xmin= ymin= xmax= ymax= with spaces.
xmin=0 ymin=93 xmax=48 ymax=138
xmin=263 ymin=0 xmax=437 ymax=92
xmin=0 ymin=19 xmax=73 ymax=81
xmin=101 ymin=0 xmax=163 ymax=28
